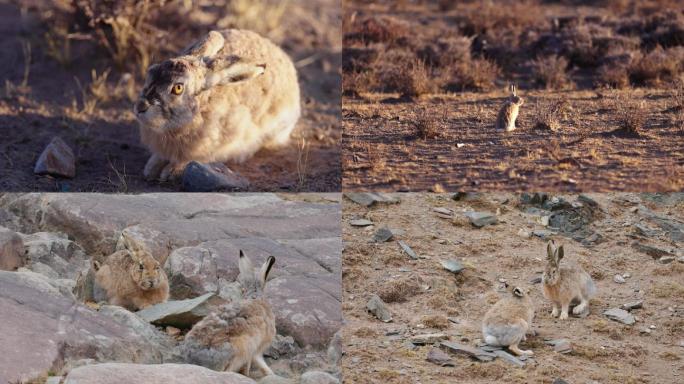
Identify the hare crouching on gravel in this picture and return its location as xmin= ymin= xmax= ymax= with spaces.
xmin=93 ymin=239 xmax=169 ymax=311
xmin=482 ymin=284 xmax=535 ymax=356
xmin=495 ymin=84 xmax=524 ymax=132
xmin=135 ymin=29 xmax=301 ymax=181
xmin=181 ymin=251 xmax=276 ymax=377
xmin=542 ymin=241 xmax=596 ymax=320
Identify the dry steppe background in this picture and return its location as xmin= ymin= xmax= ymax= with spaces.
xmin=0 ymin=0 xmax=340 ymax=192
xmin=342 ymin=0 xmax=684 ymax=192
xmin=342 ymin=192 xmax=683 ymax=383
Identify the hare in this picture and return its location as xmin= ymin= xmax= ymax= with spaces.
xmin=135 ymin=29 xmax=301 ymax=181
xmin=495 ymin=84 xmax=524 ymax=132
xmin=93 ymin=235 xmax=169 ymax=311
xmin=482 ymin=283 xmax=535 ymax=356
xmin=180 ymin=250 xmax=276 ymax=377
xmin=542 ymin=241 xmax=596 ymax=320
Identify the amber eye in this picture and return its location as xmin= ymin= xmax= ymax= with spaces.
xmin=171 ymin=83 xmax=184 ymax=95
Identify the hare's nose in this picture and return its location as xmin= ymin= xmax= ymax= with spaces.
xmin=136 ymin=100 xmax=149 ymax=113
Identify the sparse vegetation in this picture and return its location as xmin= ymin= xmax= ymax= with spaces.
xmin=532 ymin=55 xmax=572 ymax=90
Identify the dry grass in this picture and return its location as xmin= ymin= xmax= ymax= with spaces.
xmin=421 ymin=314 xmax=449 ymax=330
xmin=534 ymin=98 xmax=571 ymax=131
xmin=617 ymin=99 xmax=646 ymax=134
xmin=415 ymin=111 xmax=441 ymax=140
xmin=378 ymin=277 xmax=421 ymax=303
xmin=533 ymin=55 xmax=572 ymax=90
xmin=652 ymin=281 xmax=684 ymax=298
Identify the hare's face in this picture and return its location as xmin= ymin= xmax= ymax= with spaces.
xmin=543 ymin=263 xmax=560 ymax=285
xmin=130 ymin=257 xmax=164 ymax=290
xmin=135 ymin=58 xmax=203 ymax=133
xmin=511 ymin=95 xmax=524 ymax=106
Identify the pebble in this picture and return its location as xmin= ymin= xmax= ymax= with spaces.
xmin=34 ymin=137 xmax=76 ymax=178
xmin=350 ymin=219 xmax=373 ymax=227
xmin=396 ymin=241 xmax=418 ymax=260
xmin=345 ymin=193 xmax=400 ymax=207
xmin=433 ymin=207 xmax=453 ymax=217
xmin=492 ymin=349 xmax=525 ymax=367
xmin=366 ymin=295 xmax=392 ymax=322
xmin=440 ymin=341 xmax=496 ymax=362
xmin=604 ymin=308 xmax=636 ymax=325
xmin=181 ymin=161 xmax=249 ymax=191
xmin=426 ymin=348 xmax=454 ymax=367
xmin=621 ymin=300 xmax=643 ymax=311
xmin=410 ymin=333 xmax=448 ymax=345
xmin=545 ymin=338 xmax=572 ymax=354
xmin=658 ymin=256 xmax=675 ymax=264
xmin=441 ymin=260 xmax=465 ymax=274
xmin=463 ymin=211 xmax=497 ymax=228
xmin=613 ymin=274 xmax=626 ymax=284
xmin=372 ymin=227 xmax=394 ymax=243
xmin=517 ymin=228 xmax=532 ymax=238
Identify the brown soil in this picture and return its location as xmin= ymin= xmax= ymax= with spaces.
xmin=0 ymin=0 xmax=340 ymax=192
xmin=342 ymin=193 xmax=684 ymax=383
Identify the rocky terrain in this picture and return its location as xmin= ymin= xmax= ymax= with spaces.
xmin=342 ymin=192 xmax=683 ymax=383
xmin=0 ymin=193 xmax=342 ymax=384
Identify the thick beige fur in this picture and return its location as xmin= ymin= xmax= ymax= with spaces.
xmin=136 ymin=29 xmax=300 ymax=180
xmin=542 ymin=241 xmax=596 ymax=320
xmin=482 ymin=285 xmax=535 ymax=356
xmin=182 ymin=251 xmax=276 ymax=377
xmin=495 ymin=84 xmax=524 ymax=132
xmin=93 ymin=236 xmax=169 ymax=311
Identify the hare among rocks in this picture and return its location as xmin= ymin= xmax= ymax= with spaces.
xmin=495 ymin=84 xmax=524 ymax=132
xmin=135 ymin=29 xmax=301 ymax=181
xmin=93 ymin=235 xmax=169 ymax=311
xmin=542 ymin=241 xmax=596 ymax=320
xmin=181 ymin=250 xmax=276 ymax=377
xmin=482 ymin=283 xmax=535 ymax=356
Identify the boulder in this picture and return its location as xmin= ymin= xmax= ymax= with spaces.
xmin=63 ymin=363 xmax=257 ymax=384
xmin=20 ymin=231 xmax=88 ymax=279
xmin=344 ymin=193 xmax=399 ymax=207
xmin=299 ymin=371 xmax=340 ymax=384
xmin=0 ymin=226 xmax=24 ymax=271
xmin=136 ymin=293 xmax=216 ymax=329
xmin=34 ymin=137 xmax=76 ymax=178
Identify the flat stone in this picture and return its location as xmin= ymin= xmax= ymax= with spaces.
xmin=441 ymin=259 xmax=465 ymax=274
xmin=136 ymin=293 xmax=216 ymax=328
xmin=578 ymin=194 xmax=599 ymax=208
xmin=300 ymin=371 xmax=340 ymax=384
xmin=492 ymin=349 xmax=525 ymax=367
xmin=258 ymin=375 xmax=294 ymax=384
xmin=344 ymin=193 xmax=399 ymax=207
xmin=181 ymin=161 xmax=250 ymax=192
xmin=426 ymin=347 xmax=454 ymax=367
xmin=530 ymin=275 xmax=543 ymax=284
xmin=545 ymin=338 xmax=572 ymax=353
xmin=410 ymin=333 xmax=448 ymax=345
xmin=463 ymin=211 xmax=497 ymax=227
xmin=63 ymin=363 xmax=256 ymax=384
xmin=372 ymin=227 xmax=394 ymax=243
xmin=631 ymin=242 xmax=674 ymax=259
xmin=398 ymin=241 xmax=418 ymax=259
xmin=367 ymin=294 xmax=392 ymax=322
xmin=614 ymin=274 xmax=626 ymax=284
xmin=0 ymin=227 xmax=24 ymax=271
xmin=34 ymin=137 xmax=76 ymax=178
xmin=658 ymin=256 xmax=675 ymax=264
xmin=604 ymin=308 xmax=636 ymax=325
xmin=433 ymin=207 xmax=453 ymax=217
xmin=349 ymin=219 xmax=373 ymax=227
xmin=621 ymin=300 xmax=643 ymax=311
xmin=532 ymin=230 xmax=555 ymax=240
xmin=440 ymin=341 xmax=496 ymax=362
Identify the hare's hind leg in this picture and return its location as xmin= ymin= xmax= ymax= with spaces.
xmin=238 ymin=360 xmax=252 ymax=377
xmin=573 ymin=297 xmax=589 ymax=315
xmin=143 ymin=153 xmax=169 ymax=181
xmin=509 ymin=343 xmax=534 ymax=356
xmin=253 ymin=354 xmax=274 ymax=376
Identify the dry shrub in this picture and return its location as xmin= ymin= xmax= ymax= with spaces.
xmin=344 ymin=16 xmax=409 ymax=45
xmin=421 ymin=314 xmax=449 ymax=330
xmin=449 ymin=58 xmax=500 ymax=91
xmin=378 ymin=277 xmax=421 ymax=303
xmin=534 ymin=98 xmax=571 ymax=131
xmin=381 ymin=55 xmax=435 ymax=98
xmin=629 ymin=46 xmax=684 ymax=87
xmin=416 ymin=35 xmax=472 ymax=70
xmin=652 ymin=281 xmax=684 ymax=298
xmin=415 ymin=111 xmax=440 ymax=140
xmin=617 ymin=98 xmax=646 ymax=134
xmin=533 ymin=55 xmax=572 ymax=90
xmin=596 ymin=64 xmax=631 ymax=89
xmin=343 ymin=70 xmax=377 ymax=97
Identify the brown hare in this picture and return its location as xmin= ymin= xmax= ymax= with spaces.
xmin=482 ymin=283 xmax=535 ymax=356
xmin=495 ymin=84 xmax=524 ymax=132
xmin=542 ymin=241 xmax=596 ymax=320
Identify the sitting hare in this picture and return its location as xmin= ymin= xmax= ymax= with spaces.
xmin=135 ymin=29 xmax=301 ymax=181
xmin=180 ymin=250 xmax=276 ymax=377
xmin=93 ymin=235 xmax=169 ymax=311
xmin=482 ymin=283 xmax=535 ymax=356
xmin=542 ymin=241 xmax=596 ymax=320
xmin=495 ymin=84 xmax=524 ymax=132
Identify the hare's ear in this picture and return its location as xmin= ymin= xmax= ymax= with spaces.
xmin=513 ymin=287 xmax=524 ymax=297
xmin=203 ymin=57 xmax=266 ymax=89
xmin=92 ymin=259 xmax=101 ymax=271
xmin=546 ymin=241 xmax=556 ymax=262
xmin=259 ymin=256 xmax=276 ymax=288
xmin=556 ymin=244 xmax=564 ymax=262
xmin=238 ymin=250 xmax=255 ymax=281
xmin=512 ymin=84 xmax=517 ymax=96
xmin=182 ymin=30 xmax=225 ymax=59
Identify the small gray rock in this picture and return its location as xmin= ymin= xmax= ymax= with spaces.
xmin=621 ymin=300 xmax=643 ymax=311
xmin=545 ymin=338 xmax=572 ymax=353
xmin=631 ymin=242 xmax=673 ymax=259
xmin=398 ymin=241 xmax=418 ymax=260
xmin=372 ymin=227 xmax=394 ymax=243
xmin=532 ymin=230 xmax=555 ymax=240
xmin=441 ymin=259 xmax=464 ymax=274
xmin=367 ymin=294 xmax=392 ymax=322
xmin=464 ymin=211 xmax=497 ymax=227
xmin=136 ymin=292 xmax=215 ymax=328
xmin=658 ymin=256 xmax=675 ymax=264
xmin=492 ymin=349 xmax=525 ymax=367
xmin=349 ymin=219 xmax=373 ymax=227
xmin=182 ymin=161 xmax=249 ymax=192
xmin=433 ymin=207 xmax=453 ymax=217
xmin=552 ymin=379 xmax=570 ymax=384
xmin=604 ymin=308 xmax=636 ymax=325
xmin=426 ymin=348 xmax=454 ymax=367
xmin=410 ymin=333 xmax=448 ymax=345
xmin=300 ymin=371 xmax=340 ymax=384
xmin=344 ymin=193 xmax=399 ymax=207
xmin=440 ymin=341 xmax=496 ymax=362
xmin=34 ymin=137 xmax=76 ymax=178
xmin=613 ymin=274 xmax=626 ymax=284
xmin=529 ymin=275 xmax=543 ymax=284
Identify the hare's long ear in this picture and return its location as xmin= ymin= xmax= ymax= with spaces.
xmin=238 ymin=250 xmax=256 ymax=284
xmin=203 ymin=56 xmax=266 ymax=90
xmin=259 ymin=256 xmax=276 ymax=288
xmin=546 ymin=240 xmax=556 ymax=262
xmin=513 ymin=287 xmax=524 ymax=297
xmin=512 ymin=84 xmax=517 ymax=96
xmin=182 ymin=30 xmax=225 ymax=59
xmin=556 ymin=244 xmax=564 ymax=262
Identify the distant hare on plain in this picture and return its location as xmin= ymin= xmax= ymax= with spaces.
xmin=180 ymin=250 xmax=276 ymax=377
xmin=93 ymin=235 xmax=169 ymax=311
xmin=134 ymin=29 xmax=301 ymax=181
xmin=495 ymin=84 xmax=524 ymax=132
xmin=542 ymin=241 xmax=596 ymax=320
xmin=482 ymin=283 xmax=536 ymax=356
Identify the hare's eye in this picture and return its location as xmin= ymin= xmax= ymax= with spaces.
xmin=139 ymin=264 xmax=144 ymax=271
xmin=171 ymin=83 xmax=184 ymax=95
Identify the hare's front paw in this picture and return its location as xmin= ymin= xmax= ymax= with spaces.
xmin=159 ymin=162 xmax=188 ymax=182
xmin=144 ymin=154 xmax=169 ymax=181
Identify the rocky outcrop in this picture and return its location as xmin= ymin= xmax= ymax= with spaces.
xmin=63 ymin=363 xmax=257 ymax=384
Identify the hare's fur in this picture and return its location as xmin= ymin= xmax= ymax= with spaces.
xmin=495 ymin=85 xmax=524 ymax=132
xmin=482 ymin=285 xmax=535 ymax=356
xmin=93 ymin=240 xmax=169 ymax=311
xmin=181 ymin=251 xmax=276 ymax=377
xmin=136 ymin=29 xmax=300 ymax=180
xmin=542 ymin=241 xmax=596 ymax=320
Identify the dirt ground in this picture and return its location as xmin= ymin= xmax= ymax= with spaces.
xmin=343 ymin=89 xmax=684 ymax=192
xmin=342 ymin=0 xmax=684 ymax=192
xmin=0 ymin=0 xmax=340 ymax=192
xmin=341 ymin=193 xmax=684 ymax=383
